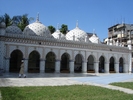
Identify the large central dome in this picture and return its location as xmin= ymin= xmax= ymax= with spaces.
xmin=66 ymin=26 xmax=88 ymax=42
xmin=23 ymin=15 xmax=53 ymax=38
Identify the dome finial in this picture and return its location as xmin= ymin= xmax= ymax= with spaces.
xmin=93 ymin=29 xmax=95 ymax=34
xmin=36 ymin=12 xmax=39 ymax=22
xmin=76 ymin=20 xmax=78 ymax=28
xmin=57 ymin=23 xmax=59 ymax=30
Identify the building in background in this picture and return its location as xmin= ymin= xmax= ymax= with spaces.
xmin=104 ymin=23 xmax=133 ymax=72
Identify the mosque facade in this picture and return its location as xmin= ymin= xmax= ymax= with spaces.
xmin=0 ymin=17 xmax=132 ymax=74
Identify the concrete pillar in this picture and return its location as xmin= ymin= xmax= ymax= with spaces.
xmin=69 ymin=60 xmax=74 ymax=73
xmin=114 ymin=63 xmax=119 ymax=73
xmin=129 ymin=53 xmax=132 ymax=73
xmin=94 ymin=61 xmax=99 ymax=73
xmin=24 ymin=59 xmax=28 ymax=73
xmin=123 ymin=63 xmax=128 ymax=73
xmin=5 ymin=57 xmax=10 ymax=72
xmin=55 ymin=60 xmax=60 ymax=73
xmin=82 ymin=61 xmax=87 ymax=73
xmin=128 ymin=39 xmax=132 ymax=73
xmin=40 ymin=59 xmax=45 ymax=73
xmin=104 ymin=62 xmax=109 ymax=73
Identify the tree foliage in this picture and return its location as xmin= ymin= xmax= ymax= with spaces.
xmin=0 ymin=13 xmax=34 ymax=31
xmin=60 ymin=24 xmax=68 ymax=35
xmin=48 ymin=25 xmax=56 ymax=34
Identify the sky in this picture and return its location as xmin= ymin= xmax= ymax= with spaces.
xmin=0 ymin=0 xmax=133 ymax=41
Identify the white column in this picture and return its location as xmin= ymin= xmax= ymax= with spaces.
xmin=24 ymin=59 xmax=28 ymax=73
xmin=82 ymin=61 xmax=87 ymax=73
xmin=94 ymin=61 xmax=99 ymax=73
xmin=114 ymin=63 xmax=119 ymax=73
xmin=104 ymin=62 xmax=109 ymax=73
xmin=5 ymin=57 xmax=10 ymax=72
xmin=40 ymin=59 xmax=45 ymax=73
xmin=123 ymin=63 xmax=128 ymax=73
xmin=128 ymin=39 xmax=132 ymax=73
xmin=69 ymin=60 xmax=74 ymax=73
xmin=129 ymin=53 xmax=132 ymax=73
xmin=55 ymin=60 xmax=60 ymax=73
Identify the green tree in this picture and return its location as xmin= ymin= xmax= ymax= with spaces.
xmin=2 ymin=13 xmax=12 ymax=27
xmin=60 ymin=24 xmax=68 ymax=35
xmin=18 ymin=14 xmax=34 ymax=31
xmin=48 ymin=25 xmax=56 ymax=34
xmin=0 ymin=13 xmax=33 ymax=31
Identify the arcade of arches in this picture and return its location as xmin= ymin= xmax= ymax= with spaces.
xmin=9 ymin=49 xmax=126 ymax=73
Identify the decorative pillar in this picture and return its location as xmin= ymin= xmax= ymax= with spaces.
xmin=55 ymin=60 xmax=60 ymax=73
xmin=104 ymin=62 xmax=109 ymax=73
xmin=69 ymin=60 xmax=74 ymax=73
xmin=114 ymin=63 xmax=119 ymax=73
xmin=5 ymin=57 xmax=10 ymax=72
xmin=40 ymin=59 xmax=45 ymax=73
xmin=24 ymin=58 xmax=28 ymax=73
xmin=82 ymin=61 xmax=87 ymax=73
xmin=127 ymin=38 xmax=132 ymax=73
xmin=123 ymin=63 xmax=128 ymax=73
xmin=94 ymin=61 xmax=99 ymax=73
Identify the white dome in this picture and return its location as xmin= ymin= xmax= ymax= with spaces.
xmin=66 ymin=26 xmax=88 ymax=42
xmin=23 ymin=21 xmax=53 ymax=38
xmin=52 ymin=30 xmax=66 ymax=40
xmin=89 ymin=34 xmax=101 ymax=43
xmin=6 ymin=24 xmax=22 ymax=34
xmin=0 ymin=22 xmax=6 ymax=28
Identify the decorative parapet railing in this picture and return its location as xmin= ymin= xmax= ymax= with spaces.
xmin=0 ymin=33 xmax=129 ymax=53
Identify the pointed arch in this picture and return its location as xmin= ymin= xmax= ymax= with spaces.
xmin=60 ymin=53 xmax=70 ymax=73
xmin=28 ymin=50 xmax=40 ymax=73
xmin=99 ymin=56 xmax=105 ymax=73
xmin=74 ymin=54 xmax=83 ymax=73
xmin=9 ymin=49 xmax=23 ymax=73
xmin=45 ymin=52 xmax=56 ymax=73
xmin=119 ymin=57 xmax=124 ymax=73
xmin=87 ymin=55 xmax=95 ymax=73
xmin=109 ymin=57 xmax=115 ymax=73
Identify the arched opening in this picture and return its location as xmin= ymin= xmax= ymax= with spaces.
xmin=28 ymin=51 xmax=40 ymax=73
xmin=109 ymin=57 xmax=115 ymax=73
xmin=10 ymin=50 xmax=23 ymax=73
xmin=99 ymin=56 xmax=105 ymax=73
xmin=74 ymin=54 xmax=82 ymax=73
xmin=87 ymin=55 xmax=94 ymax=73
xmin=119 ymin=57 xmax=124 ymax=73
xmin=45 ymin=52 xmax=55 ymax=73
xmin=60 ymin=53 xmax=70 ymax=73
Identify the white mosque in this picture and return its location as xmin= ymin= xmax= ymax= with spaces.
xmin=0 ymin=15 xmax=132 ymax=74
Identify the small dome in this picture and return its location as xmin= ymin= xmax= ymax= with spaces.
xmin=6 ymin=24 xmax=22 ymax=34
xmin=23 ymin=21 xmax=53 ymax=38
xmin=66 ymin=26 xmax=88 ymax=42
xmin=89 ymin=34 xmax=101 ymax=43
xmin=0 ymin=22 xmax=6 ymax=28
xmin=52 ymin=30 xmax=66 ymax=40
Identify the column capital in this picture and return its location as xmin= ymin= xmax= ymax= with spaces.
xmin=105 ymin=62 xmax=109 ymax=64
xmin=4 ymin=57 xmax=10 ymax=59
xmin=56 ymin=59 xmax=61 ymax=62
xmin=23 ymin=58 xmax=29 ymax=60
xmin=69 ymin=60 xmax=74 ymax=62
xmin=40 ymin=58 xmax=45 ymax=61
xmin=94 ymin=61 xmax=99 ymax=63
xmin=115 ymin=62 xmax=119 ymax=64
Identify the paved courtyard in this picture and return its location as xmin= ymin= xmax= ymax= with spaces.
xmin=0 ymin=72 xmax=133 ymax=94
